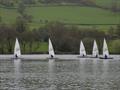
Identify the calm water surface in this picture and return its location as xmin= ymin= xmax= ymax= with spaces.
xmin=0 ymin=58 xmax=120 ymax=90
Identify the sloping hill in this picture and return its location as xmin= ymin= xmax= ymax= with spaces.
xmin=0 ymin=6 xmax=120 ymax=24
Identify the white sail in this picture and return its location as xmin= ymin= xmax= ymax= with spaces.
xmin=49 ymin=38 xmax=55 ymax=58
xmin=80 ymin=40 xmax=86 ymax=56
xmin=103 ymin=38 xmax=109 ymax=57
xmin=92 ymin=40 xmax=99 ymax=57
xmin=14 ymin=38 xmax=21 ymax=58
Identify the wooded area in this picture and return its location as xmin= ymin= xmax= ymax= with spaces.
xmin=0 ymin=21 xmax=120 ymax=54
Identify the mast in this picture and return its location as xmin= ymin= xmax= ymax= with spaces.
xmin=80 ymin=40 xmax=86 ymax=56
xmin=92 ymin=40 xmax=99 ymax=57
xmin=49 ymin=38 xmax=55 ymax=58
xmin=103 ymin=38 xmax=109 ymax=57
xmin=14 ymin=38 xmax=21 ymax=57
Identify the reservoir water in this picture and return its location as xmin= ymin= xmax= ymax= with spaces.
xmin=0 ymin=56 xmax=120 ymax=90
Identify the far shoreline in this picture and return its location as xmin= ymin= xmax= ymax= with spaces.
xmin=0 ymin=54 xmax=119 ymax=60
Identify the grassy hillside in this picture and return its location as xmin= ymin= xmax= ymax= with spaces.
xmin=27 ymin=6 xmax=120 ymax=24
xmin=0 ymin=1 xmax=120 ymax=54
xmin=95 ymin=0 xmax=120 ymax=8
xmin=1 ymin=0 xmax=120 ymax=27
xmin=0 ymin=7 xmax=19 ymax=24
xmin=0 ymin=6 xmax=120 ymax=25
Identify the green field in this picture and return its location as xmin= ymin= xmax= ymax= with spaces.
xmin=0 ymin=6 xmax=120 ymax=26
xmin=24 ymin=42 xmax=48 ymax=52
xmin=95 ymin=0 xmax=120 ymax=8
xmin=27 ymin=6 xmax=120 ymax=24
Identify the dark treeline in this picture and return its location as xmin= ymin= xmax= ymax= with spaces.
xmin=0 ymin=0 xmax=120 ymax=12
xmin=0 ymin=21 xmax=120 ymax=54
xmin=39 ymin=0 xmax=95 ymax=6
xmin=0 ymin=0 xmax=96 ymax=6
xmin=47 ymin=22 xmax=120 ymax=54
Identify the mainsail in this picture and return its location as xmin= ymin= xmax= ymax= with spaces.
xmin=14 ymin=38 xmax=21 ymax=58
xmin=92 ymin=40 xmax=99 ymax=57
xmin=103 ymin=38 xmax=109 ymax=57
xmin=49 ymin=38 xmax=55 ymax=58
xmin=80 ymin=40 xmax=86 ymax=56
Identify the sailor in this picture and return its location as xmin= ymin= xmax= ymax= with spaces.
xmin=15 ymin=54 xmax=18 ymax=58
xmin=105 ymin=54 xmax=108 ymax=59
xmin=83 ymin=54 xmax=85 ymax=57
xmin=51 ymin=55 xmax=53 ymax=58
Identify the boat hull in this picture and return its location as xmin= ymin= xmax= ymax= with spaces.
xmin=99 ymin=57 xmax=113 ymax=59
xmin=47 ymin=57 xmax=58 ymax=59
xmin=89 ymin=56 xmax=99 ymax=58
xmin=77 ymin=56 xmax=90 ymax=58
xmin=11 ymin=57 xmax=24 ymax=60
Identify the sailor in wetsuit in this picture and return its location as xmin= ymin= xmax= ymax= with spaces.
xmin=51 ymin=55 xmax=53 ymax=58
xmin=83 ymin=54 xmax=85 ymax=57
xmin=15 ymin=54 xmax=18 ymax=58
xmin=105 ymin=54 xmax=108 ymax=59
xmin=96 ymin=54 xmax=98 ymax=58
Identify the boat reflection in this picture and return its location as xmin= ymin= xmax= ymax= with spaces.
xmin=14 ymin=59 xmax=22 ymax=90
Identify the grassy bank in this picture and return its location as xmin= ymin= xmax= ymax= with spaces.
xmin=0 ymin=6 xmax=120 ymax=26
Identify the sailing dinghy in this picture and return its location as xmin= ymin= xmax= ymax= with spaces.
xmin=99 ymin=38 xmax=113 ymax=59
xmin=91 ymin=40 xmax=99 ymax=58
xmin=13 ymin=38 xmax=21 ymax=59
xmin=78 ymin=40 xmax=88 ymax=58
xmin=48 ymin=38 xmax=56 ymax=59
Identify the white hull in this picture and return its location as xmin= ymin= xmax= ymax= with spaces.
xmin=0 ymin=54 xmax=118 ymax=60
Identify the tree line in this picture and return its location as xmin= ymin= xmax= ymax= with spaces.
xmin=0 ymin=0 xmax=96 ymax=6
xmin=0 ymin=20 xmax=120 ymax=54
xmin=0 ymin=0 xmax=120 ymax=12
